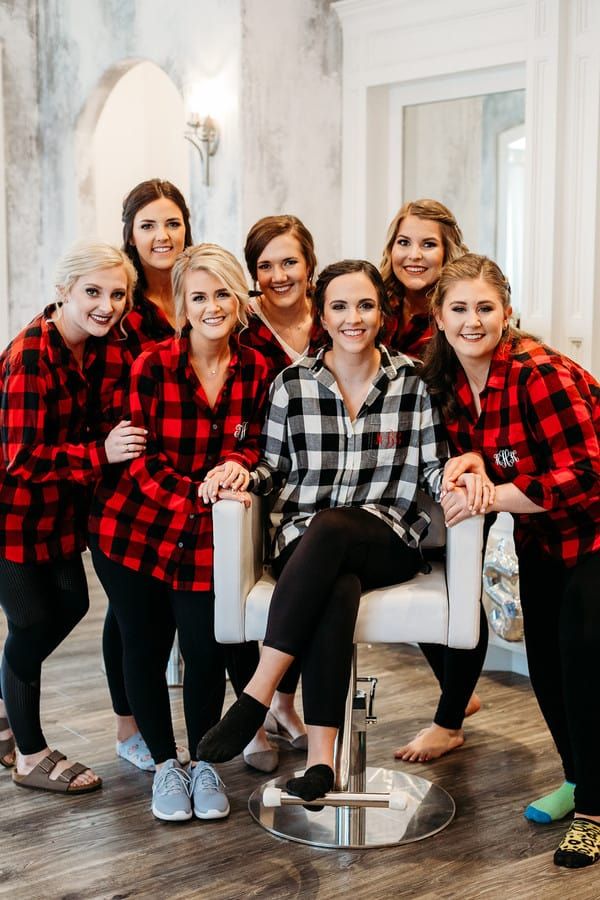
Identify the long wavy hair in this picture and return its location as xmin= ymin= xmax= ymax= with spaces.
xmin=421 ymin=254 xmax=515 ymax=421
xmin=121 ymin=179 xmax=193 ymax=301
xmin=380 ymin=199 xmax=468 ymax=311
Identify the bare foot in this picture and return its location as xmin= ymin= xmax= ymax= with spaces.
xmin=243 ymin=726 xmax=273 ymax=756
xmin=464 ymin=693 xmax=481 ymax=718
xmin=269 ymin=693 xmax=307 ymax=742
xmin=394 ymin=724 xmax=465 ymax=762
xmin=115 ymin=713 xmax=140 ymax=744
xmin=16 ymin=749 xmax=100 ymax=789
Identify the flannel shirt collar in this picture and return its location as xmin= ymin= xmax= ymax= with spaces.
xmin=301 ymin=344 xmax=414 ymax=402
xmin=455 ymin=339 xmax=513 ymax=413
xmin=170 ymin=329 xmax=241 ymax=374
xmin=484 ymin=340 xmax=513 ymax=392
xmin=42 ymin=304 xmax=100 ymax=373
xmin=131 ymin=294 xmax=174 ymax=335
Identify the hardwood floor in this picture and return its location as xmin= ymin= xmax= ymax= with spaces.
xmin=0 ymin=555 xmax=597 ymax=899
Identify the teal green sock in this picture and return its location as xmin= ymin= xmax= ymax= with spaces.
xmin=524 ymin=781 xmax=575 ymax=824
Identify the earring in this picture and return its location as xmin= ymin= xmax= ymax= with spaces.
xmin=438 ymin=324 xmax=444 ymax=331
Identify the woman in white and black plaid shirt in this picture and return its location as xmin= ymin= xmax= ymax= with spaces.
xmin=198 ymin=259 xmax=481 ymax=802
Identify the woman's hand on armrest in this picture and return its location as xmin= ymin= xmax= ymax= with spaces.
xmin=442 ymin=453 xmax=495 ymax=512
xmin=216 ymin=488 xmax=252 ymax=507
xmin=441 ymin=483 xmax=485 ymax=527
xmin=199 ymin=461 xmax=250 ymax=505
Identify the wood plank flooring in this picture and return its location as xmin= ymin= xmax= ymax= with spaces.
xmin=0 ymin=555 xmax=597 ymax=899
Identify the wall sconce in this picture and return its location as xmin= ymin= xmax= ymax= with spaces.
xmin=185 ymin=113 xmax=219 ymax=186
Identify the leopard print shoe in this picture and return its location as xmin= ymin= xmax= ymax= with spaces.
xmin=554 ymin=818 xmax=600 ymax=868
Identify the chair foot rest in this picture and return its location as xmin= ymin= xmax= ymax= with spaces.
xmin=263 ymin=786 xmax=407 ymax=810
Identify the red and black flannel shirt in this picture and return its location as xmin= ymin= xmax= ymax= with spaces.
xmin=383 ymin=306 xmax=432 ymax=360
xmin=90 ymin=334 xmax=269 ymax=590
xmin=93 ymin=295 xmax=175 ymax=431
xmin=239 ymin=304 xmax=327 ymax=387
xmin=0 ymin=308 xmax=110 ymax=563
xmin=444 ymin=337 xmax=600 ymax=566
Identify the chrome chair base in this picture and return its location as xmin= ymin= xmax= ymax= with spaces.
xmin=248 ymin=766 xmax=455 ymax=849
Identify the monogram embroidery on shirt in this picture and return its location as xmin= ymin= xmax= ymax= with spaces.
xmin=234 ymin=421 xmax=248 ymax=441
xmin=376 ymin=431 xmax=403 ymax=449
xmin=494 ymin=448 xmax=520 ymax=468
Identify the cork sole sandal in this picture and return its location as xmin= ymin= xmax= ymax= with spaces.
xmin=12 ymin=749 xmax=102 ymax=794
xmin=0 ymin=717 xmax=15 ymax=768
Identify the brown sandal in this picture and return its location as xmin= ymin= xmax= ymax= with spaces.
xmin=12 ymin=749 xmax=102 ymax=794
xmin=0 ymin=717 xmax=15 ymax=768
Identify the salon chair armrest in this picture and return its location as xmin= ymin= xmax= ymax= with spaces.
xmin=445 ymin=514 xmax=484 ymax=648
xmin=213 ymin=498 xmax=264 ymax=643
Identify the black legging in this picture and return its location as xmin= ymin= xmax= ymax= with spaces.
xmin=416 ymin=516 xmax=494 ymax=729
xmin=418 ymin=605 xmax=489 ymax=729
xmin=517 ymin=543 xmax=600 ymax=815
xmin=102 ymin=606 xmax=141 ymax=716
xmin=91 ymin=545 xmax=259 ymax=764
xmin=265 ymin=507 xmax=422 ymax=729
xmin=0 ymin=555 xmax=89 ymax=754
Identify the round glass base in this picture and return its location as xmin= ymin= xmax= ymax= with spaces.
xmin=248 ymin=766 xmax=455 ymax=849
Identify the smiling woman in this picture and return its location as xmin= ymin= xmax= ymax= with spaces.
xmin=0 ymin=240 xmax=146 ymax=795
xmin=379 ymin=199 xmax=468 ymax=359
xmin=90 ymin=243 xmax=272 ymax=824
xmin=423 ymin=253 xmax=600 ymax=869
xmin=89 ymin=180 xmax=195 ymax=775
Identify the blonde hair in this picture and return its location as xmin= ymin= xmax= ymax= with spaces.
xmin=380 ymin=199 xmax=468 ymax=305
xmin=172 ymin=243 xmax=250 ymax=332
xmin=54 ymin=240 xmax=137 ymax=311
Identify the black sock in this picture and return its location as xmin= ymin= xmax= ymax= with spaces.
xmin=196 ymin=692 xmax=268 ymax=763
xmin=286 ymin=764 xmax=335 ymax=802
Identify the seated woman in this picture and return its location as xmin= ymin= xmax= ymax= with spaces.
xmin=423 ymin=253 xmax=600 ymax=869
xmin=90 ymin=244 xmax=270 ymax=822
xmin=197 ymin=259 xmax=487 ymax=802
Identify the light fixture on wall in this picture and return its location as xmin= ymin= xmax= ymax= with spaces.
xmin=185 ymin=112 xmax=219 ymax=186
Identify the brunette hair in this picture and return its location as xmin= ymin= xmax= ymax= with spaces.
xmin=121 ymin=179 xmax=193 ymax=298
xmin=380 ymin=199 xmax=468 ymax=307
xmin=313 ymin=259 xmax=392 ymax=339
xmin=421 ymin=254 xmax=514 ymax=420
xmin=55 ymin=240 xmax=137 ymax=311
xmin=171 ymin=243 xmax=250 ymax=334
xmin=244 ymin=215 xmax=317 ymax=293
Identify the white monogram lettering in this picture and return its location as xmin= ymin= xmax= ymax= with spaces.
xmin=494 ymin=448 xmax=519 ymax=468
xmin=234 ymin=421 xmax=248 ymax=441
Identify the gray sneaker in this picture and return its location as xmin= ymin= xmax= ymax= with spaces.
xmin=191 ymin=761 xmax=230 ymax=820
xmin=151 ymin=759 xmax=192 ymax=821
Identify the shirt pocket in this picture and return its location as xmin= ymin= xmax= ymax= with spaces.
xmin=365 ymin=412 xmax=414 ymax=467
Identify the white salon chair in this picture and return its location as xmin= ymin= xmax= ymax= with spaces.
xmin=212 ymin=496 xmax=484 ymax=849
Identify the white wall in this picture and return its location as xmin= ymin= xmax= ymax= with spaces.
xmin=334 ymin=0 xmax=600 ymax=375
xmin=34 ymin=0 xmax=243 ymax=333
xmin=0 ymin=0 xmax=42 ymax=334
xmin=0 ymin=0 xmax=341 ymax=336
xmin=92 ymin=62 xmax=189 ymax=246
xmin=240 ymin=0 xmax=342 ymax=271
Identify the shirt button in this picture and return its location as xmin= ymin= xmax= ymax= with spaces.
xmin=189 ymin=513 xmax=195 ymax=519
xmin=177 ymin=541 xmax=184 ymax=548
xmin=211 ymin=423 xmax=218 ymax=431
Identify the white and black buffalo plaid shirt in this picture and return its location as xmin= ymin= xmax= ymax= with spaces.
xmin=249 ymin=346 xmax=448 ymax=559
